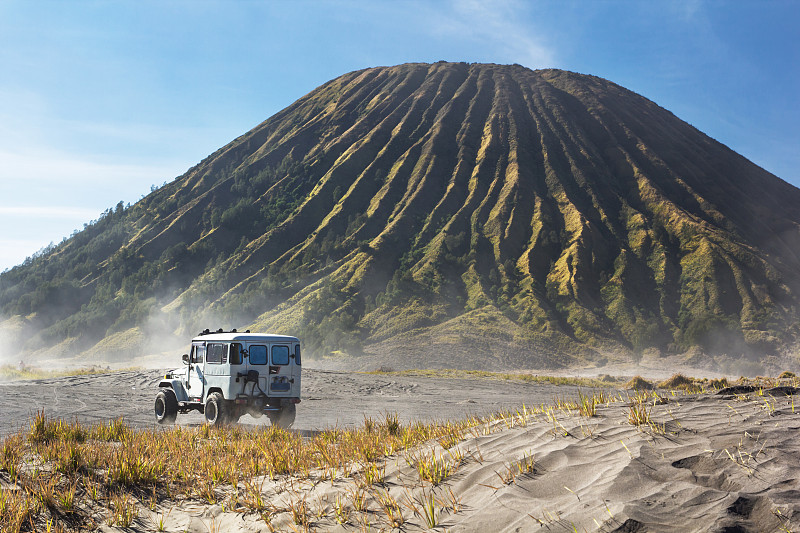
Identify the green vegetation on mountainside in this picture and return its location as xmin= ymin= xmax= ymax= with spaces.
xmin=2 ymin=62 xmax=800 ymax=368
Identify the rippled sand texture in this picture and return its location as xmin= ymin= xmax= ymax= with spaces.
xmin=173 ymin=391 xmax=797 ymax=532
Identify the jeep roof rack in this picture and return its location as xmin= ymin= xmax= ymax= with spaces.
xmin=198 ymin=328 xmax=251 ymax=336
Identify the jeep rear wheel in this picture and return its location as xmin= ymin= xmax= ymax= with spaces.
xmin=154 ymin=389 xmax=178 ymax=424
xmin=269 ymin=403 xmax=296 ymax=429
xmin=204 ymin=392 xmax=227 ymax=427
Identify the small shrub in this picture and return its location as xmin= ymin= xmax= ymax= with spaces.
xmin=657 ymin=373 xmax=697 ymax=390
xmin=625 ymin=376 xmax=654 ymax=390
xmin=708 ymin=377 xmax=729 ymax=389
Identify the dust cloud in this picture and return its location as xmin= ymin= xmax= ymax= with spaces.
xmin=0 ymin=314 xmax=10 ymax=366
xmin=0 ymin=314 xmax=24 ymax=369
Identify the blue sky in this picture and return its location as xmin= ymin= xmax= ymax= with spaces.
xmin=1 ymin=0 xmax=798 ymax=272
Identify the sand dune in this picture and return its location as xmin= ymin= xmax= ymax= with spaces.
xmin=3 ymin=370 xmax=799 ymax=531
xmin=126 ymin=388 xmax=800 ymax=532
xmin=125 ymin=389 xmax=799 ymax=533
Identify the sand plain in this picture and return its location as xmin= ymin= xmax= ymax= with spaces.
xmin=0 ymin=368 xmax=593 ymax=437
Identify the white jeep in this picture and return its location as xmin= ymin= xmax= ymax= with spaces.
xmin=154 ymin=329 xmax=301 ymax=428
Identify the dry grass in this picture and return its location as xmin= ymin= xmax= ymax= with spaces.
xmin=577 ymin=390 xmax=605 ymax=417
xmin=628 ymin=398 xmax=653 ymax=426
xmin=407 ymin=449 xmax=455 ymax=485
xmin=0 ymin=396 xmax=594 ymax=532
xmin=657 ymin=373 xmax=698 ymax=391
xmin=0 ymin=408 xmax=492 ymax=532
xmin=367 ymin=369 xmax=799 ymax=396
xmin=707 ymin=377 xmax=729 ymax=389
xmin=625 ymin=375 xmax=654 ymax=390
xmin=0 ymin=364 xmax=140 ymax=381
xmin=365 ymin=368 xmax=620 ymax=388
xmin=625 ymin=391 xmax=668 ymax=434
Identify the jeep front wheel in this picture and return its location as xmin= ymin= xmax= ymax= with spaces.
xmin=269 ymin=403 xmax=296 ymax=429
xmin=154 ymin=389 xmax=178 ymax=424
xmin=204 ymin=392 xmax=227 ymax=427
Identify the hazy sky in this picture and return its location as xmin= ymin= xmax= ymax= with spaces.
xmin=1 ymin=0 xmax=798 ymax=272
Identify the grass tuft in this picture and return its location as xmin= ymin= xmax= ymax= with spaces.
xmin=0 ymin=364 xmax=141 ymax=381
xmin=365 ymin=368 xmax=620 ymax=388
xmin=577 ymin=390 xmax=601 ymax=417
xmin=657 ymin=373 xmax=699 ymax=391
xmin=625 ymin=375 xmax=654 ymax=390
xmin=628 ymin=397 xmax=652 ymax=426
xmin=408 ymin=449 xmax=454 ymax=485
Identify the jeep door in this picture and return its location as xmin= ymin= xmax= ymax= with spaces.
xmin=268 ymin=343 xmax=294 ymax=397
xmin=243 ymin=343 xmax=294 ymax=397
xmin=187 ymin=342 xmax=206 ymax=400
xmin=245 ymin=343 xmax=269 ymax=395
xmin=204 ymin=343 xmax=230 ymax=398
xmin=291 ymin=342 xmax=302 ymax=395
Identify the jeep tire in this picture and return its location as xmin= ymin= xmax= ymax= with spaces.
xmin=269 ymin=403 xmax=296 ymax=429
xmin=154 ymin=389 xmax=178 ymax=425
xmin=204 ymin=392 xmax=228 ymax=427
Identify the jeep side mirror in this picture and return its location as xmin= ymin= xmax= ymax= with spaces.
xmin=182 ymin=353 xmax=189 ymax=364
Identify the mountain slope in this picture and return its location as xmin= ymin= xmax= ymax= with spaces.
xmin=2 ymin=62 xmax=800 ymax=370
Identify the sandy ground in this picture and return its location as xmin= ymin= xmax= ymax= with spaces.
xmin=0 ymin=367 xmax=593 ymax=437
xmin=4 ymin=369 xmax=800 ymax=532
xmin=132 ymin=389 xmax=800 ymax=533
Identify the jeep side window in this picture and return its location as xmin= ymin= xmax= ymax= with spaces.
xmin=230 ymin=343 xmax=243 ymax=365
xmin=272 ymin=345 xmax=290 ymax=365
xmin=191 ymin=345 xmax=205 ymax=363
xmin=295 ymin=344 xmax=301 ymax=365
xmin=249 ymin=345 xmax=267 ymax=365
xmin=206 ymin=343 xmax=226 ymax=364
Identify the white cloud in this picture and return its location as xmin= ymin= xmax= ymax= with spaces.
xmin=0 ymin=87 xmax=205 ymax=189
xmin=0 ymin=148 xmax=181 ymax=186
xmin=0 ymin=147 xmax=184 ymax=273
xmin=440 ymin=0 xmax=556 ymax=68
xmin=0 ymin=206 xmax=102 ymax=219
xmin=673 ymin=0 xmax=704 ymax=21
